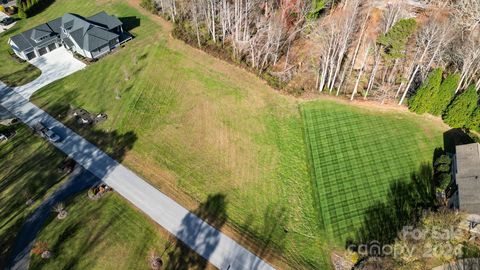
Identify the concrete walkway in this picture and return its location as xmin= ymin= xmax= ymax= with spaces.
xmin=6 ymin=168 xmax=100 ymax=270
xmin=14 ymin=47 xmax=86 ymax=99
xmin=0 ymin=81 xmax=275 ymax=270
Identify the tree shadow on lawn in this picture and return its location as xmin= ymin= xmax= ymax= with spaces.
xmin=347 ymin=163 xmax=436 ymax=253
xmin=47 ymin=207 xmax=119 ymax=270
xmin=229 ymin=202 xmax=289 ymax=269
xmin=0 ymin=133 xmax=66 ymax=268
xmin=0 ymin=64 xmax=41 ymax=87
xmin=165 ymin=193 xmax=227 ymax=269
xmin=166 ymin=196 xmax=288 ymax=270
xmin=45 ymin=101 xmax=137 ymax=162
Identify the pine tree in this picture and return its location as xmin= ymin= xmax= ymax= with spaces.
xmin=429 ymin=73 xmax=460 ymax=116
xmin=443 ymin=85 xmax=478 ymax=128
xmin=408 ymin=68 xmax=443 ymax=114
xmin=378 ymin=18 xmax=417 ymax=60
xmin=468 ymin=108 xmax=480 ymax=131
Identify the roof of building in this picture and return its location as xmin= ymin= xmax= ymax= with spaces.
xmin=60 ymin=13 xmax=119 ymax=52
xmin=456 ymin=143 xmax=480 ymax=215
xmin=88 ymin=11 xmax=123 ymax=30
xmin=9 ymin=12 xmax=120 ymax=52
xmin=9 ymin=17 xmax=62 ymax=51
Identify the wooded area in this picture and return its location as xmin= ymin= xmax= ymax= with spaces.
xmin=141 ymin=0 xmax=479 ymax=130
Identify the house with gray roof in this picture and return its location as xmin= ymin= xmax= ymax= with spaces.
xmin=8 ymin=11 xmax=130 ymax=61
xmin=452 ymin=143 xmax=480 ymax=215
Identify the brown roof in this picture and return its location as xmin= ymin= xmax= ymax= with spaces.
xmin=456 ymin=143 xmax=480 ymax=215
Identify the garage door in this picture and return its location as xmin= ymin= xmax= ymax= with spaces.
xmin=38 ymin=47 xmax=48 ymax=56
xmin=26 ymin=51 xmax=36 ymax=60
xmin=48 ymin=43 xmax=57 ymax=51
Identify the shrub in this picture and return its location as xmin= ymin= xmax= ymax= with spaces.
xmin=436 ymin=164 xmax=450 ymax=174
xmin=408 ymin=68 xmax=442 ymax=114
xmin=429 ymin=73 xmax=460 ymax=116
xmin=434 ymin=154 xmax=451 ymax=167
xmin=437 ymin=173 xmax=451 ymax=191
xmin=443 ymin=85 xmax=478 ymax=128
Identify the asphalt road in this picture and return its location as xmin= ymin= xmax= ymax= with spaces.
xmin=0 ymin=82 xmax=275 ymax=270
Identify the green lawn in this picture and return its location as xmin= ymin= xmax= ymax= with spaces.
xmin=301 ymin=100 xmax=445 ymax=242
xmin=0 ymin=0 xmax=446 ymax=268
xmin=0 ymin=124 xmax=67 ymax=268
xmin=0 ymin=20 xmax=41 ymax=86
xmin=27 ymin=0 xmax=329 ymax=268
xmin=29 ymin=193 xmax=205 ymax=270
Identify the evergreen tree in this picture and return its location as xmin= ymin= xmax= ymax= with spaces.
xmin=468 ymin=108 xmax=480 ymax=131
xmin=378 ymin=18 xmax=417 ymax=60
xmin=443 ymin=85 xmax=478 ymax=128
xmin=429 ymin=73 xmax=460 ymax=116
xmin=408 ymin=68 xmax=442 ymax=114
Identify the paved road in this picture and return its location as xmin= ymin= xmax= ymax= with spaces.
xmin=6 ymin=168 xmax=100 ymax=270
xmin=14 ymin=47 xmax=86 ymax=99
xmin=0 ymin=83 xmax=275 ymax=270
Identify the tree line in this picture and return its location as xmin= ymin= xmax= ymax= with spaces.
xmin=141 ymin=0 xmax=479 ymax=129
xmin=409 ymin=68 xmax=479 ymax=131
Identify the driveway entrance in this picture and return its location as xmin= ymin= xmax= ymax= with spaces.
xmin=14 ymin=47 xmax=86 ymax=99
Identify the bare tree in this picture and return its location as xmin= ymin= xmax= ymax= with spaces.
xmin=311 ymin=0 xmax=360 ymax=93
xmin=398 ymin=15 xmax=452 ymax=105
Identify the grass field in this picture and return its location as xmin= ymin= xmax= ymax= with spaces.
xmin=25 ymin=1 xmax=329 ymax=268
xmin=0 ymin=124 xmax=67 ymax=268
xmin=301 ymin=100 xmax=445 ymax=242
xmin=0 ymin=21 xmax=41 ymax=86
xmin=0 ymin=0 xmax=448 ymax=268
xmin=29 ymin=193 xmax=210 ymax=270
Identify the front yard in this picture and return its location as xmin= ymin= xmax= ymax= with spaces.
xmin=29 ymin=193 xmax=211 ymax=270
xmin=0 ymin=124 xmax=67 ymax=268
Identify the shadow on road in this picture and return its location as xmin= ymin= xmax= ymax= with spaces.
xmin=166 ymin=193 xmax=227 ymax=270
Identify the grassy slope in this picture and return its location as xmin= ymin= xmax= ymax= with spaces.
xmin=28 ymin=0 xmax=326 ymax=268
xmin=21 ymin=0 xmax=447 ymax=269
xmin=0 ymin=125 xmax=67 ymax=268
xmin=301 ymin=100 xmax=446 ymax=243
xmin=0 ymin=19 xmax=41 ymax=86
xmin=29 ymin=193 xmax=194 ymax=270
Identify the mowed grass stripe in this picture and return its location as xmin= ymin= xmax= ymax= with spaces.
xmin=301 ymin=100 xmax=444 ymax=241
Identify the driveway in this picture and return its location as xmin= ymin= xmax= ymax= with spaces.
xmin=0 ymin=83 xmax=275 ymax=270
xmin=6 ymin=168 xmax=100 ymax=270
xmin=14 ymin=47 xmax=86 ymax=99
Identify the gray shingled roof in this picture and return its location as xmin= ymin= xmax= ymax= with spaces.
xmin=9 ymin=17 xmax=62 ymax=51
xmin=456 ymin=143 xmax=480 ymax=215
xmin=9 ymin=12 xmax=121 ymax=53
xmin=88 ymin=11 xmax=122 ymax=30
xmin=60 ymin=13 xmax=118 ymax=52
